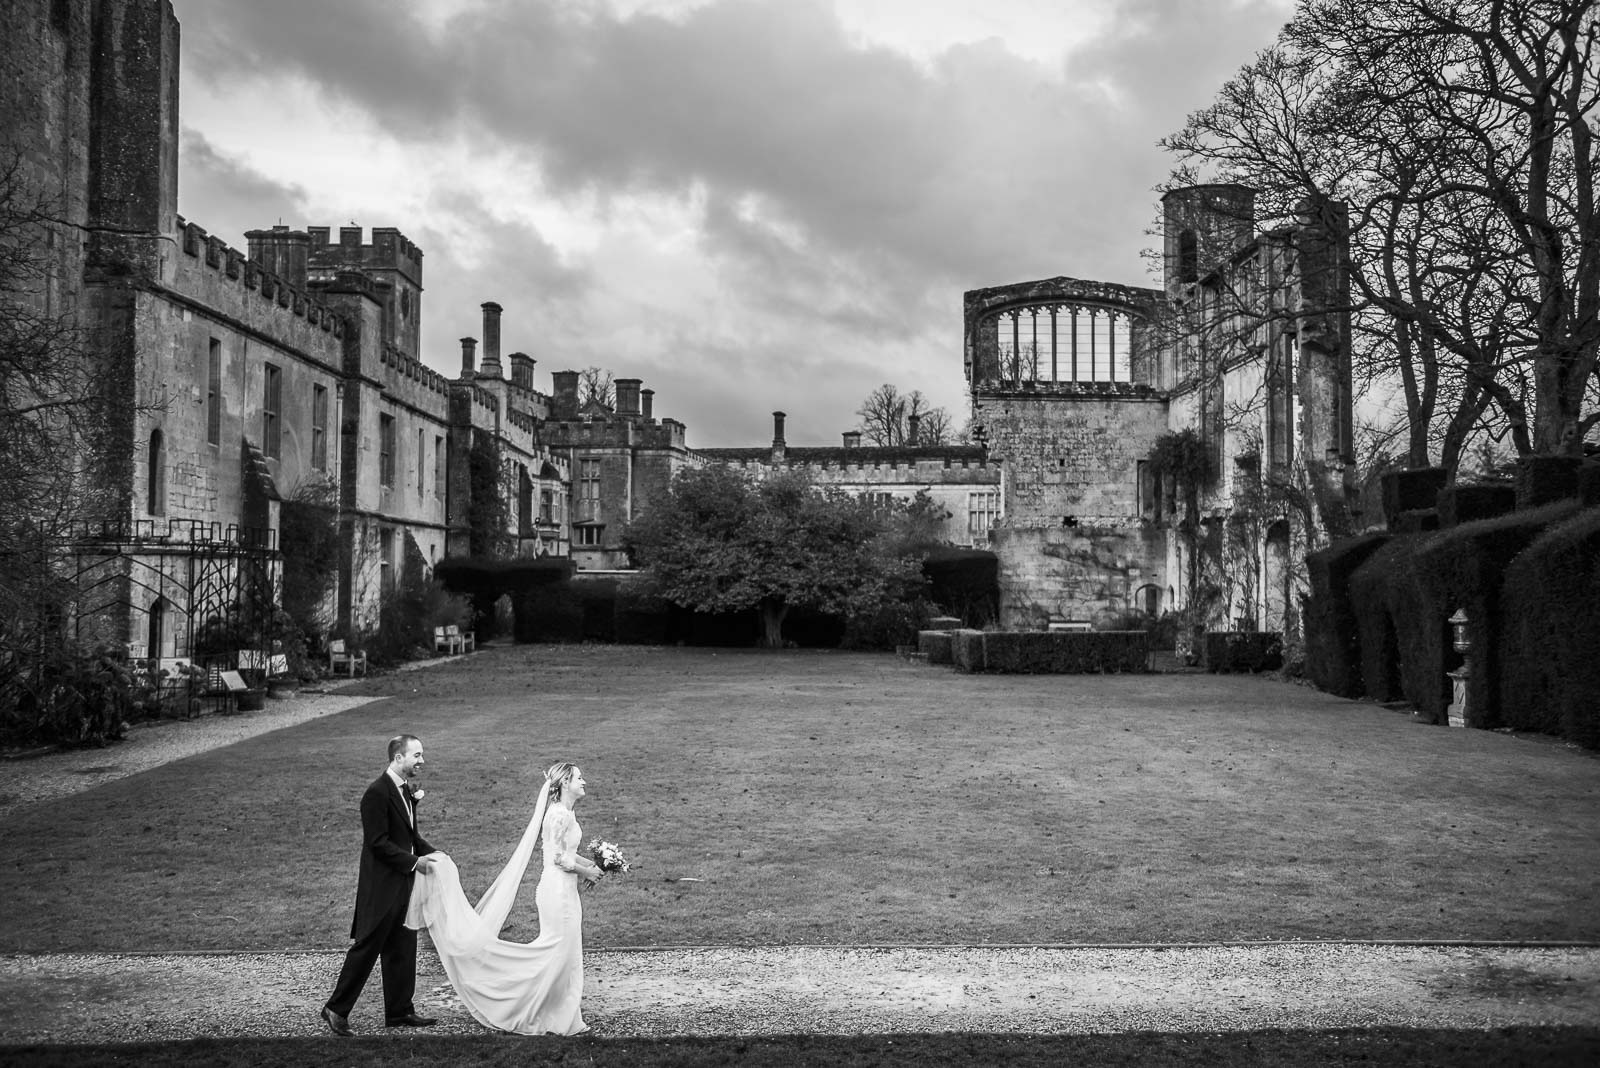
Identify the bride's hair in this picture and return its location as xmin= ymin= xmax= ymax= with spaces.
xmin=545 ymin=761 xmax=579 ymax=801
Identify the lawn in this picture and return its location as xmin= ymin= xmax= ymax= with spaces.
xmin=3 ymin=645 xmax=1598 ymax=952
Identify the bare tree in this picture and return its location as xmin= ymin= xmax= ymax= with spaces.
xmin=1161 ymin=0 xmax=1600 ymax=468
xmin=855 ymin=384 xmax=954 ymax=446
xmin=578 ymin=366 xmax=614 ymax=410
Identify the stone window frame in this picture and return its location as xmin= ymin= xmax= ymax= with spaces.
xmin=418 ymin=428 xmax=427 ymax=499
xmin=434 ymin=435 xmax=445 ymax=501
xmin=262 ymin=363 xmax=282 ymax=459
xmin=146 ymin=429 xmax=166 ymax=516
xmin=575 ymin=523 xmax=604 ymax=547
xmin=311 ymin=385 xmax=328 ymax=471
xmin=206 ymin=339 xmax=221 ymax=446
xmin=379 ymin=414 xmax=396 ymax=488
xmin=378 ymin=526 xmax=395 ymax=593
xmin=577 ymin=458 xmax=602 ymax=523
xmin=967 ymin=490 xmax=1000 ymax=545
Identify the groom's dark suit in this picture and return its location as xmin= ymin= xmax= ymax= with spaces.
xmin=326 ymin=772 xmax=436 ymax=1022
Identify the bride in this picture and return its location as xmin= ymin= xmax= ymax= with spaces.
xmin=404 ymin=761 xmax=604 ymax=1036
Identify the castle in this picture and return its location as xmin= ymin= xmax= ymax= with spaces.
xmin=967 ymin=185 xmax=1356 ymax=635
xmin=1 ymin=0 xmax=1004 ymax=664
xmin=4 ymin=1 xmax=1350 ymax=665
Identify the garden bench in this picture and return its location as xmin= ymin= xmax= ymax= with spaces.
xmin=328 ymin=639 xmax=367 ymax=677
xmin=433 ymin=626 xmax=463 ymax=655
xmin=447 ymin=623 xmax=475 ymax=653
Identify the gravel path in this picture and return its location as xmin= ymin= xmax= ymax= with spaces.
xmin=3 ymin=660 xmax=1598 ymax=1042
xmin=1 ymin=943 xmax=1597 ymax=1041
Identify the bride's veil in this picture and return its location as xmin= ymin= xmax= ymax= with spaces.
xmin=472 ymin=778 xmax=551 ymax=931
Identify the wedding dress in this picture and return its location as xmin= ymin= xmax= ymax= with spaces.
xmin=404 ymin=791 xmax=587 ymax=1035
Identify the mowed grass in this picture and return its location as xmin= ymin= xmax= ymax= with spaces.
xmin=3 ymin=645 xmax=1598 ymax=952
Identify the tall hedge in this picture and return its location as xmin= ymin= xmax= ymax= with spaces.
xmin=1348 ymin=536 xmax=1430 ymax=710
xmin=1500 ymin=506 xmax=1600 ymax=747
xmin=1408 ymin=501 xmax=1580 ymax=728
xmin=1305 ymin=532 xmax=1390 ymax=698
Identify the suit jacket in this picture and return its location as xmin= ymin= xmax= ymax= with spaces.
xmin=350 ymin=772 xmax=435 ymax=939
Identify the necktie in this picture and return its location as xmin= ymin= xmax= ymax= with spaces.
xmin=402 ymin=782 xmax=415 ymax=824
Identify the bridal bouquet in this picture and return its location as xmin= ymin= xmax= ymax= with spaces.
xmin=588 ymin=838 xmax=631 ymax=874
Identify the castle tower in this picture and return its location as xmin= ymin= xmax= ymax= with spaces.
xmin=1160 ymin=184 xmax=1257 ymax=296
xmin=305 ymin=225 xmax=424 ymax=358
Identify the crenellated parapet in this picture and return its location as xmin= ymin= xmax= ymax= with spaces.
xmin=305 ymin=225 xmax=423 ymax=284
xmin=377 ymin=343 xmax=449 ymax=396
xmin=173 ymin=215 xmax=346 ymax=341
xmin=696 ymin=445 xmax=999 ymax=483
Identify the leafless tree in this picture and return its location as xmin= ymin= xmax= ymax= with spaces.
xmin=578 ymin=366 xmax=614 ymax=410
xmin=1161 ymin=0 xmax=1600 ymax=469
xmin=855 ymin=384 xmax=954 ymax=446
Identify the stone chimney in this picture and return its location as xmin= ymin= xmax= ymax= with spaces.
xmin=552 ymin=370 xmax=580 ymax=419
xmin=508 ymin=352 xmax=536 ymax=390
xmin=771 ymin=411 xmax=787 ymax=463
xmin=459 ymin=337 xmax=477 ymax=378
xmin=907 ymin=413 xmax=921 ymax=447
xmin=641 ymin=389 xmax=655 ymax=420
xmin=479 ymin=301 xmax=503 ymax=379
xmin=244 ymin=226 xmax=311 ymax=288
xmin=615 ymin=378 xmax=642 ymax=417
xmin=842 ymin=430 xmax=862 ymax=449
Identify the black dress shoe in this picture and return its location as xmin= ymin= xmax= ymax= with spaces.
xmin=386 ymin=1013 xmax=438 ymax=1027
xmin=320 ymin=1006 xmax=354 ymax=1037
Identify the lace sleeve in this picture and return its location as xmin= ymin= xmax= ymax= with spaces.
xmin=542 ymin=805 xmax=579 ymax=870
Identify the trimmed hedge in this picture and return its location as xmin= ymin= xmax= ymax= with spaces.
xmin=1382 ymin=468 xmax=1448 ymax=528
xmin=949 ymin=630 xmax=1150 ymax=674
xmin=1305 ymin=532 xmax=1390 ymax=698
xmin=1500 ymin=505 xmax=1600 ymax=747
xmin=1201 ymin=631 xmax=1283 ymax=673
xmin=917 ymin=630 xmax=955 ymax=665
xmin=1409 ymin=500 xmax=1581 ymax=728
xmin=1348 ymin=536 xmax=1429 ymax=710
xmin=1437 ymin=482 xmax=1516 ymax=528
xmin=1515 ymin=455 xmax=1584 ymax=509
xmin=433 ymin=556 xmax=577 ymax=641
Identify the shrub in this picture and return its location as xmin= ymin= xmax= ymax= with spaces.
xmin=1381 ymin=467 xmax=1447 ymax=528
xmin=1410 ymin=501 xmax=1580 ymax=728
xmin=0 ymin=641 xmax=133 ymax=747
xmin=1500 ymin=505 xmax=1600 ymax=747
xmin=1201 ymin=631 xmax=1283 ymax=673
xmin=949 ymin=630 xmax=1150 ymax=674
xmin=1348 ymin=536 xmax=1428 ymax=709
xmin=1305 ymin=532 xmax=1390 ymax=698
xmin=368 ymin=536 xmax=473 ymax=665
xmin=1437 ymin=482 xmax=1516 ymax=528
xmin=1515 ymin=455 xmax=1584 ymax=509
xmin=918 ymin=630 xmax=954 ymax=664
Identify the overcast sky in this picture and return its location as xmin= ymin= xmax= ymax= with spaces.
xmin=174 ymin=0 xmax=1294 ymax=448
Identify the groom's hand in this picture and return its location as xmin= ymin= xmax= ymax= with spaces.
xmin=414 ymin=856 xmax=437 ymax=874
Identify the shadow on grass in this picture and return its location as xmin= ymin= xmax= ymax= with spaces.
xmin=3 ymin=1028 xmax=1600 ymax=1067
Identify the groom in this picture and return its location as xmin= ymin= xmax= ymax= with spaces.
xmin=321 ymin=734 xmax=440 ymax=1036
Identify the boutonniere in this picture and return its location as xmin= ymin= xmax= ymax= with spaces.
xmin=411 ymin=788 xmax=425 ymax=803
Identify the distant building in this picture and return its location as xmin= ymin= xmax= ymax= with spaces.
xmin=965 ymin=184 xmax=1355 ymax=636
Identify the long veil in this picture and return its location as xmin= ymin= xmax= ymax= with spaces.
xmin=404 ymin=781 xmax=550 ymax=942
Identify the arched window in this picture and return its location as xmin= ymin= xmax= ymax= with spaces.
xmin=147 ymin=429 xmax=166 ymax=516
xmin=1178 ymin=230 xmax=1199 ymax=283
xmin=518 ymin=466 xmax=533 ymax=536
xmin=147 ymin=598 xmax=166 ymax=658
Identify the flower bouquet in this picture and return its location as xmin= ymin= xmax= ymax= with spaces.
xmin=587 ymin=837 xmax=630 ymax=875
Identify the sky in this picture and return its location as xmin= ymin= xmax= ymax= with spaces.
xmin=174 ymin=0 xmax=1296 ymax=448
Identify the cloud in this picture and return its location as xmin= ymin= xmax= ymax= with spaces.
xmin=176 ymin=129 xmax=309 ymax=232
xmin=175 ymin=0 xmax=1294 ymax=445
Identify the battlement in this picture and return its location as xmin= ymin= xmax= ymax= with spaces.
xmin=306 ymin=224 xmax=423 ymax=284
xmin=175 ymin=216 xmax=345 ymax=340
xmin=508 ymin=406 xmax=538 ymax=434
xmin=972 ymin=380 xmax=1164 ymax=399
xmin=377 ymin=343 xmax=449 ymax=396
xmin=697 ymin=444 xmax=998 ymax=478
